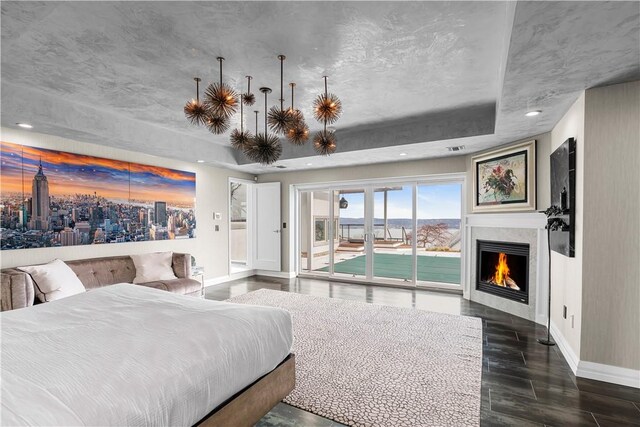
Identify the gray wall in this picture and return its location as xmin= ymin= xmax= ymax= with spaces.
xmin=581 ymin=81 xmax=640 ymax=370
xmin=0 ymin=127 xmax=252 ymax=280
xmin=549 ymin=93 xmax=586 ymax=361
xmin=258 ymin=156 xmax=468 ymax=272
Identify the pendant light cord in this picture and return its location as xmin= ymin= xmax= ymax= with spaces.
xmin=218 ymin=58 xmax=223 ymax=86
xmin=280 ymin=56 xmax=284 ymax=110
xmin=254 ymin=111 xmax=259 ymax=134
xmin=195 ymin=78 xmax=200 ymax=102
xmin=290 ymin=83 xmax=295 ymax=110
xmin=264 ymin=91 xmax=268 ymax=135
xmin=240 ymin=93 xmax=243 ymax=133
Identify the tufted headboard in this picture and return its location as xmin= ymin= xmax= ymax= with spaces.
xmin=0 ymin=253 xmax=192 ymax=311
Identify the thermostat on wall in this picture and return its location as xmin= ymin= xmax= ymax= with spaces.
xmin=214 ymin=212 xmax=222 ymax=220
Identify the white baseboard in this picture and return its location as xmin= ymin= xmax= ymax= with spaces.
xmin=550 ymin=321 xmax=640 ymax=389
xmin=204 ymin=269 xmax=296 ymax=287
xmin=254 ymin=270 xmax=297 ymax=279
xmin=549 ymin=320 xmax=580 ymax=373
xmin=577 ymin=361 xmax=640 ymax=389
xmin=204 ymin=269 xmax=256 ymax=287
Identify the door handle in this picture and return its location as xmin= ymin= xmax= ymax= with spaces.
xmin=364 ymin=233 xmax=368 ymax=242
xmin=273 ymin=229 xmax=281 ymax=233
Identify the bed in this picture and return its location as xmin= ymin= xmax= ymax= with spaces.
xmin=0 ymin=284 xmax=294 ymax=426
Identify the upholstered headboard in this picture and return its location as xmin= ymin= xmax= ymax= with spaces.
xmin=0 ymin=252 xmax=192 ymax=311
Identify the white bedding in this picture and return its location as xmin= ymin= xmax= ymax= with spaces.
xmin=1 ymin=284 xmax=293 ymax=426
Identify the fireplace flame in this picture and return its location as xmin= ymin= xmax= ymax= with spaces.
xmin=490 ymin=252 xmax=520 ymax=290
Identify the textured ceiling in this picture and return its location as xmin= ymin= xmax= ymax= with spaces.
xmin=1 ymin=1 xmax=639 ymax=173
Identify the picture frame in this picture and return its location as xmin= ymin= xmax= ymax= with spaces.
xmin=472 ymin=140 xmax=536 ymax=212
xmin=314 ymin=217 xmax=327 ymax=243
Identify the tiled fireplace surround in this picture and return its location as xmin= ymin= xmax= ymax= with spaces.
xmin=463 ymin=213 xmax=549 ymax=325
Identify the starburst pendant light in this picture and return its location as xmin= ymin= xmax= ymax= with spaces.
xmin=206 ymin=114 xmax=230 ymax=135
xmin=249 ymin=88 xmax=282 ymax=165
xmin=204 ymin=57 xmax=238 ymax=121
xmin=313 ymin=76 xmax=342 ymax=124
xmin=184 ymin=77 xmax=209 ymax=126
xmin=286 ymin=83 xmax=309 ymax=145
xmin=268 ymin=55 xmax=294 ymax=135
xmin=313 ymin=121 xmax=337 ymax=156
xmin=242 ymin=75 xmax=256 ymax=106
xmin=230 ymin=77 xmax=253 ymax=152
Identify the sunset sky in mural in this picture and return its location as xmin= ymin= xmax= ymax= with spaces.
xmin=1 ymin=142 xmax=195 ymax=206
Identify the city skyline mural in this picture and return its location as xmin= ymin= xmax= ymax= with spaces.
xmin=0 ymin=141 xmax=196 ymax=250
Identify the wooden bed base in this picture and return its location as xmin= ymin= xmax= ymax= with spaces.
xmin=195 ymin=354 xmax=295 ymax=427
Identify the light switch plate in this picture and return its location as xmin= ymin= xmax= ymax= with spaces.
xmin=214 ymin=212 xmax=222 ymax=220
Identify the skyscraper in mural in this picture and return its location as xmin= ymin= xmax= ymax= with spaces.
xmin=29 ymin=161 xmax=50 ymax=231
xmin=154 ymin=201 xmax=167 ymax=227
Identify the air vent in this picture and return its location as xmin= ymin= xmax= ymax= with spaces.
xmin=447 ymin=145 xmax=465 ymax=152
xmin=275 ymin=165 xmax=287 ymax=169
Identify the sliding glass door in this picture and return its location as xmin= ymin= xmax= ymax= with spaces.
xmin=416 ymin=182 xmax=462 ymax=286
xmin=333 ymin=188 xmax=369 ymax=280
xmin=297 ymin=176 xmax=463 ymax=289
xmin=372 ymin=185 xmax=414 ymax=283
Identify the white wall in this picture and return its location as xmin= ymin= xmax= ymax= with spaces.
xmin=0 ymin=127 xmax=252 ymax=280
xmin=549 ymin=92 xmax=585 ymax=362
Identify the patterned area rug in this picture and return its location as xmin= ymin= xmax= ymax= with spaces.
xmin=228 ymin=289 xmax=483 ymax=427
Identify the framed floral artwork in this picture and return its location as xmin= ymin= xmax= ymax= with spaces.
xmin=472 ymin=140 xmax=536 ymax=212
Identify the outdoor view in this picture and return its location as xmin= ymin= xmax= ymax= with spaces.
xmin=299 ymin=182 xmax=462 ymax=285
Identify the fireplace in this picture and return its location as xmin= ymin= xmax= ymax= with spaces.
xmin=476 ymin=240 xmax=529 ymax=304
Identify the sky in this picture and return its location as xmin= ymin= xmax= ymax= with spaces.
xmin=338 ymin=183 xmax=461 ymax=219
xmin=1 ymin=141 xmax=195 ymax=207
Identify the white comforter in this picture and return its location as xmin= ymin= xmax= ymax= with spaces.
xmin=1 ymin=284 xmax=293 ymax=426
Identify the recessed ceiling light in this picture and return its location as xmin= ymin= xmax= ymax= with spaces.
xmin=17 ymin=123 xmax=33 ymax=129
xmin=399 ymin=152 xmax=408 ymax=156
xmin=525 ymin=110 xmax=541 ymax=117
xmin=197 ymin=160 xmax=205 ymax=163
xmin=306 ymin=163 xmax=312 ymax=166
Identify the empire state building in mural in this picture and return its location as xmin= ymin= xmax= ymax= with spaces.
xmin=1 ymin=141 xmax=196 ymax=250
xmin=29 ymin=161 xmax=50 ymax=231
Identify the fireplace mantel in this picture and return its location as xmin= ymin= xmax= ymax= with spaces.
xmin=464 ymin=212 xmax=548 ymax=325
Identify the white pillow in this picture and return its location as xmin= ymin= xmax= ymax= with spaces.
xmin=18 ymin=259 xmax=86 ymax=303
xmin=130 ymin=252 xmax=177 ymax=284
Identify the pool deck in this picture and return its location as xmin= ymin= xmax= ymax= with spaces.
xmin=315 ymin=252 xmax=461 ymax=284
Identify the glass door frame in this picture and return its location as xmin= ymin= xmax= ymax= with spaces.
xmin=292 ymin=173 xmax=466 ymax=292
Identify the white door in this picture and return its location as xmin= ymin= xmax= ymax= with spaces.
xmin=252 ymin=182 xmax=281 ymax=271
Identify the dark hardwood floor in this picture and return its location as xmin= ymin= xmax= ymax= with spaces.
xmin=205 ymin=276 xmax=640 ymax=427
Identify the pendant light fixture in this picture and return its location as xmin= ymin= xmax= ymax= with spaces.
xmin=183 ymin=54 xmax=344 ymax=160
xmin=313 ymin=76 xmax=342 ymax=124
xmin=204 ymin=57 xmax=238 ymax=122
xmin=286 ymin=82 xmax=309 ymax=145
xmin=205 ymin=115 xmax=230 ymax=135
xmin=230 ymin=76 xmax=253 ymax=152
xmin=313 ymin=121 xmax=337 ymax=156
xmin=184 ymin=77 xmax=209 ymax=126
xmin=312 ymin=75 xmax=341 ymax=155
xmin=248 ymin=87 xmax=282 ymax=165
xmin=242 ymin=75 xmax=256 ymax=106
xmin=267 ymin=55 xmax=294 ymax=135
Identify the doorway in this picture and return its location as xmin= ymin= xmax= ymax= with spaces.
xmin=229 ymin=178 xmax=251 ymax=273
xmin=295 ymin=175 xmax=464 ymax=290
